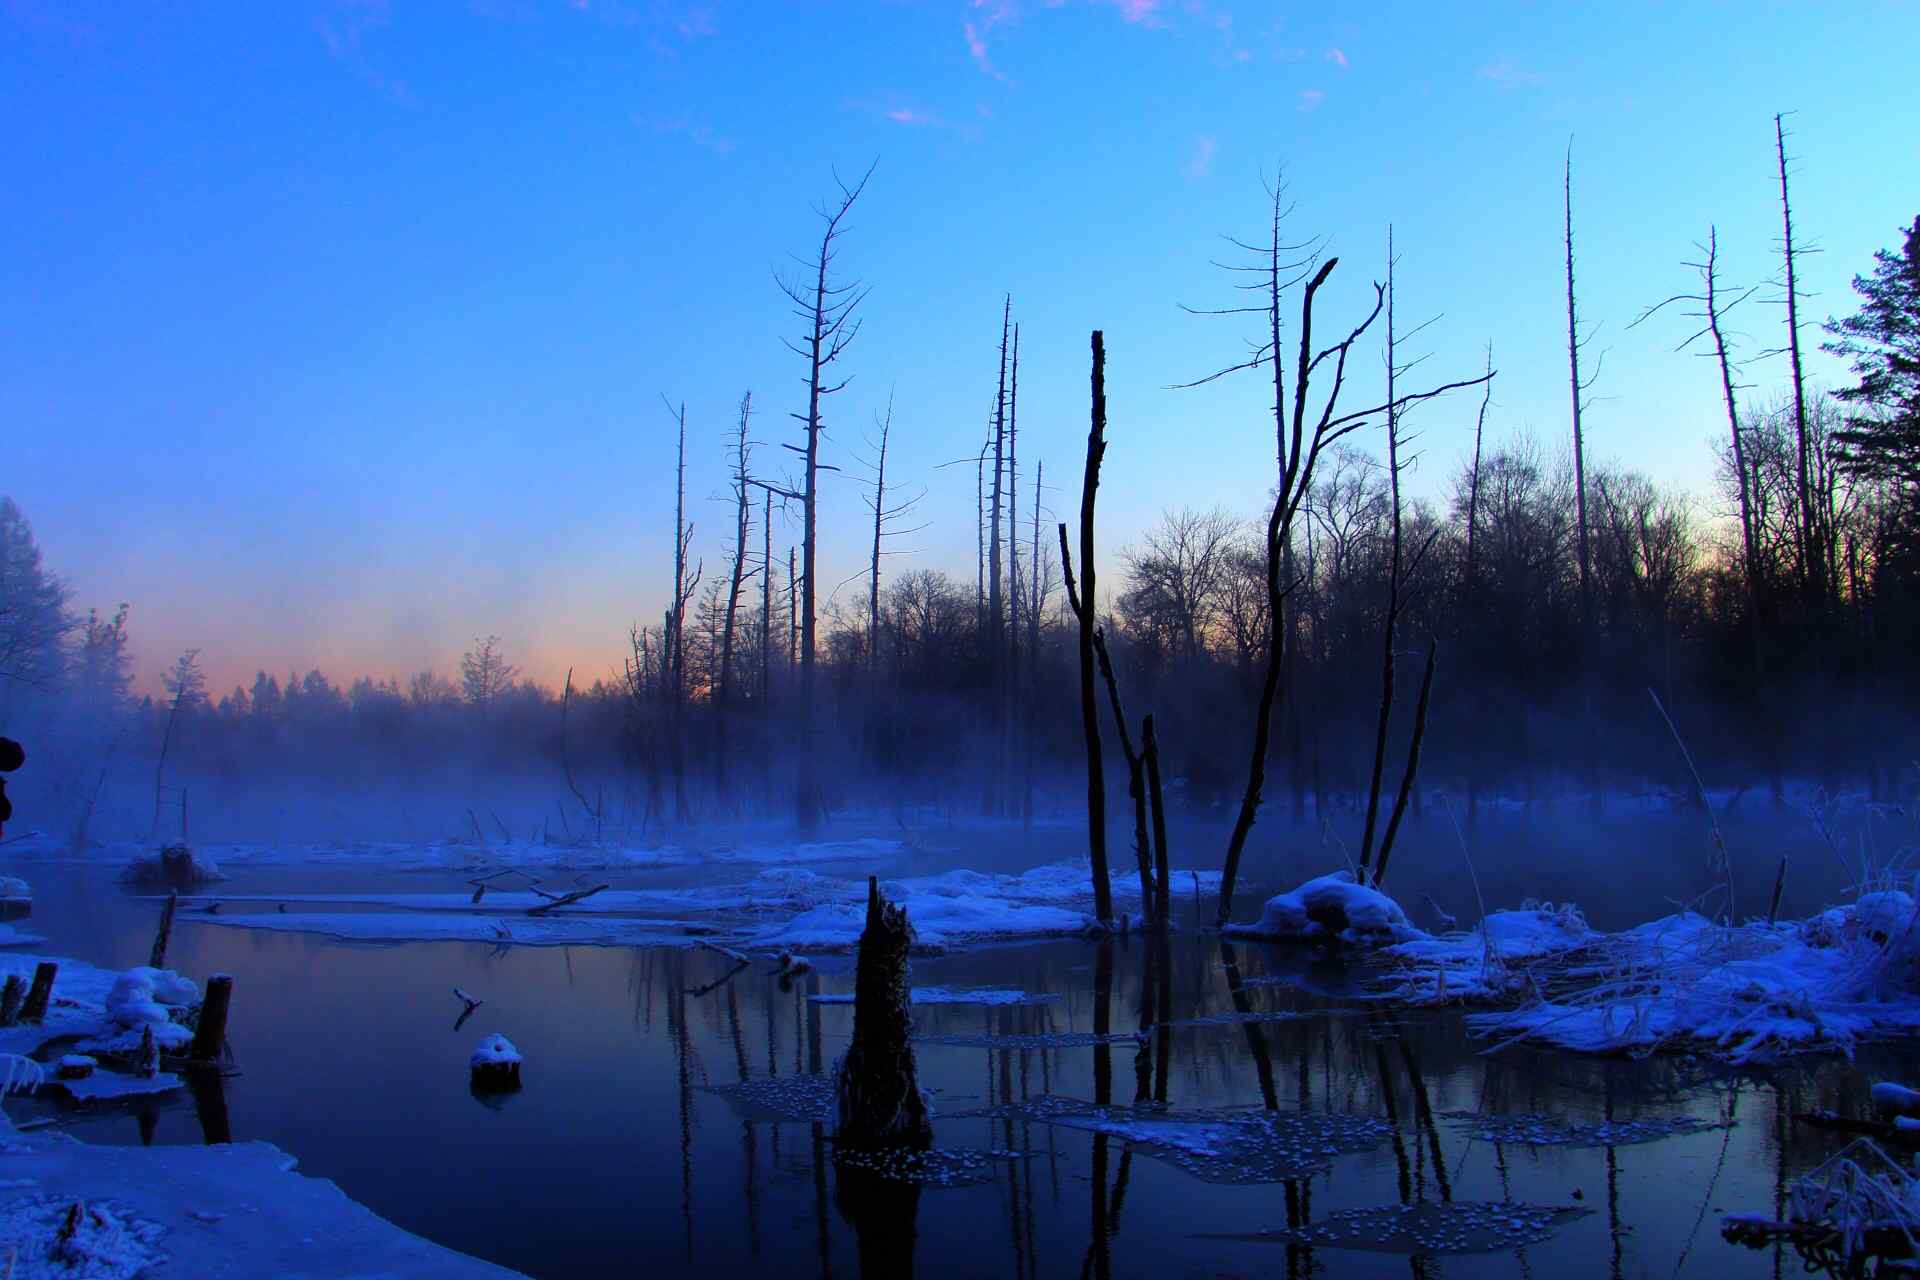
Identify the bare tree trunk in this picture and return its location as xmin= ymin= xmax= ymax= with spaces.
xmin=779 ymin=165 xmax=874 ymax=833
xmin=869 ymin=394 xmax=891 ymax=676
xmin=717 ymin=393 xmax=754 ymax=803
xmin=1465 ymin=342 xmax=1491 ymax=587
xmin=666 ymin=400 xmax=695 ymax=827
xmin=835 ymin=877 xmax=932 ymax=1149
xmin=1372 ymin=640 xmax=1437 ymax=888
xmin=1024 ymin=461 xmax=1043 ymax=827
xmin=1005 ymin=322 xmax=1022 ymax=816
xmin=1142 ymin=713 xmax=1170 ymax=927
xmin=1091 ymin=630 xmax=1153 ymax=917
xmin=1359 ymin=229 xmax=1404 ymax=878
xmin=1775 ymin=113 xmax=1818 ymax=615
xmin=1566 ymin=142 xmax=1594 ymax=664
xmin=1065 ymin=331 xmax=1113 ymax=925
xmin=987 ymin=299 xmax=1010 ymax=814
xmin=760 ymin=491 xmax=773 ymax=705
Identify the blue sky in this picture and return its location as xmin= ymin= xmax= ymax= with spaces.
xmin=4 ymin=0 xmax=1917 ymax=695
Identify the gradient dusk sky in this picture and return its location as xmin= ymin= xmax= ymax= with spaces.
xmin=5 ymin=1 xmax=1917 ymax=696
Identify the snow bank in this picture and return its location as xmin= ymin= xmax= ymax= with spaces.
xmin=0 ymin=875 xmax=30 ymax=900
xmin=1470 ymin=895 xmax=1920 ymax=1061
xmin=0 ymin=1123 xmax=525 ymax=1278
xmin=1384 ymin=903 xmax=1598 ymax=1002
xmin=0 ymin=922 xmax=47 ymax=948
xmin=1223 ymin=872 xmax=1424 ymax=946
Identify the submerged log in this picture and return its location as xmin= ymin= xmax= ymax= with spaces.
xmin=151 ymin=891 xmax=178 ymax=969
xmin=835 ymin=876 xmax=932 ymax=1150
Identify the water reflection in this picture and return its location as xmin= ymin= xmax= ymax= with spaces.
xmin=8 ymin=866 xmax=1918 ymax=1278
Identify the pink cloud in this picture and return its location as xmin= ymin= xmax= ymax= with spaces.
xmin=884 ymin=106 xmax=942 ymax=127
xmin=1297 ymin=87 xmax=1324 ymax=111
xmin=1325 ymin=46 xmax=1347 ymax=69
xmin=1096 ymin=0 xmax=1162 ymax=23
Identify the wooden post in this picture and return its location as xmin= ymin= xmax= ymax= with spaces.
xmin=191 ymin=974 xmax=233 ymax=1062
xmin=151 ymin=891 xmax=178 ymax=969
xmin=0 ymin=975 xmax=23 ymax=1026
xmin=20 ymin=961 xmax=56 ymax=1023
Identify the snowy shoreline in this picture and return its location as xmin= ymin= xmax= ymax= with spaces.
xmin=0 ymin=950 xmax=526 ymax=1278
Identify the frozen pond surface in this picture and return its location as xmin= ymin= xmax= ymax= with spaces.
xmin=4 ymin=823 xmax=1912 ymax=1279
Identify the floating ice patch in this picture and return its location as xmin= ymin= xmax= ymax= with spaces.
xmin=0 ymin=923 xmax=47 ymax=948
xmin=49 ymin=1072 xmax=185 ymax=1102
xmin=705 ymin=1074 xmax=838 ymax=1124
xmin=811 ymin=987 xmax=1060 ymax=1008
xmin=1444 ymin=1111 xmax=1731 ymax=1147
xmin=832 ymin=1146 xmax=1032 ymax=1187
xmin=951 ymin=1097 xmax=1394 ymax=1184
xmin=1170 ymin=1008 xmax=1363 ymax=1029
xmin=1200 ymin=1201 xmax=1591 ymax=1254
xmin=916 ymin=1031 xmax=1138 ymax=1050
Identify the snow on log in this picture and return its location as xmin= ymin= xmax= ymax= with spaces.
xmin=469 ymin=1033 xmax=522 ymax=1093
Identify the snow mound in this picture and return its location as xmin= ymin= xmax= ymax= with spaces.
xmin=0 ymin=875 xmax=30 ymax=900
xmin=0 ymin=1197 xmax=167 ymax=1279
xmin=1384 ymin=903 xmax=1598 ymax=1002
xmin=1223 ymin=872 xmax=1425 ymax=946
xmin=93 ymin=967 xmax=199 ymax=1051
xmin=1470 ymin=894 xmax=1920 ymax=1062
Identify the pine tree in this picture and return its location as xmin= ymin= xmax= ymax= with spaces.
xmin=1826 ymin=216 xmax=1920 ymax=488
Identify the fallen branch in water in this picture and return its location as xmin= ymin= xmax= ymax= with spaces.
xmin=526 ymin=884 xmax=609 ymax=915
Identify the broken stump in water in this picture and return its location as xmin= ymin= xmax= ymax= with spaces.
xmin=834 ymin=876 xmax=932 ymax=1151
xmin=469 ymin=1033 xmax=523 ymax=1093
xmin=19 ymin=961 xmax=56 ymax=1023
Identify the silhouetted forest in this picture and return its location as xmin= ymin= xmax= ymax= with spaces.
xmin=3 ymin=181 xmax=1917 ymax=849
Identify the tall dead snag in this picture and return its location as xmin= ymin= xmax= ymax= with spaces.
xmin=777 ymin=163 xmax=874 ymax=831
xmin=835 ymin=876 xmax=932 ymax=1149
xmin=1775 ymin=113 xmax=1821 ymax=610
xmin=1142 ymin=714 xmax=1170 ymax=926
xmin=718 ymin=393 xmax=757 ymax=721
xmin=661 ymin=397 xmax=702 ymax=826
xmin=1090 ymin=628 xmax=1154 ymax=920
xmin=1464 ymin=342 xmax=1492 ymax=588
xmin=1632 ymin=228 xmax=1760 ymax=634
xmin=1061 ymin=331 xmax=1113 ymax=926
xmin=1565 ymin=141 xmax=1598 ymax=666
xmin=1357 ymin=230 xmax=1446 ymax=885
xmin=1005 ymin=323 xmax=1022 ymax=811
xmin=1371 ymin=639 xmax=1437 ymax=888
xmin=1176 ymin=176 xmax=1491 ymax=925
xmin=987 ymin=298 xmax=1012 ymax=812
xmin=1024 ymin=462 xmax=1046 ymax=826
xmin=859 ymin=390 xmax=925 ymax=677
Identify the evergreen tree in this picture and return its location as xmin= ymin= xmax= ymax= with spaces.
xmin=1826 ymin=216 xmax=1920 ymax=487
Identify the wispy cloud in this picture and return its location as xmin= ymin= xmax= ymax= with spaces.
xmin=315 ymin=0 xmax=414 ymax=104
xmin=1185 ymin=133 xmax=1216 ymax=178
xmin=883 ymin=106 xmax=943 ymax=127
xmin=1324 ymin=46 xmax=1347 ymax=69
xmin=1296 ymin=87 xmax=1324 ymax=111
xmin=636 ymin=112 xmax=733 ymax=154
xmin=961 ymin=0 xmax=1231 ymax=78
xmin=1095 ymin=0 xmax=1163 ymax=24
xmin=1476 ymin=56 xmax=1542 ymax=89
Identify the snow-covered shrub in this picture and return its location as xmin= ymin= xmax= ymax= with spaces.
xmin=1 ymin=1052 xmax=43 ymax=1095
xmin=98 ymin=967 xmax=199 ymax=1051
xmin=114 ymin=846 xmax=223 ymax=890
xmin=1223 ymin=871 xmax=1424 ymax=946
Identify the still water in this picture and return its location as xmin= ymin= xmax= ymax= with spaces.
xmin=5 ymin=809 xmax=1907 ymax=1278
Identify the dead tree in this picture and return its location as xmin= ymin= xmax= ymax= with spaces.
xmin=560 ymin=669 xmax=602 ymax=840
xmin=777 ymin=163 xmax=875 ymax=831
xmin=835 ymin=876 xmax=932 ymax=1149
xmin=1061 ymin=330 xmax=1113 ymax=925
xmin=858 ymin=390 xmax=926 ymax=676
xmin=1004 ymin=322 xmax=1022 ymax=813
xmin=1024 ymin=462 xmax=1048 ymax=826
xmin=1176 ymin=176 xmax=1492 ymax=925
xmin=150 ymin=650 xmax=203 ymax=843
xmin=718 ymin=392 xmax=757 ymax=717
xmin=1371 ymin=640 xmax=1437 ymax=888
xmin=759 ymin=491 xmax=774 ymax=703
xmin=661 ymin=397 xmax=702 ymax=826
xmin=1631 ymin=228 xmax=1760 ymax=632
xmin=1774 ymin=113 xmax=1822 ymax=611
xmin=1090 ymin=628 xmax=1154 ymax=919
xmin=1464 ymin=342 xmax=1492 ymax=589
xmin=988 ymin=298 xmax=1011 ymax=783
xmin=1357 ymin=230 xmax=1446 ymax=884
xmin=1565 ymin=141 xmax=1599 ymax=666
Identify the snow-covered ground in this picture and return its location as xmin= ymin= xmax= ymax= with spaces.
xmin=0 ymin=1111 xmax=526 ymax=1278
